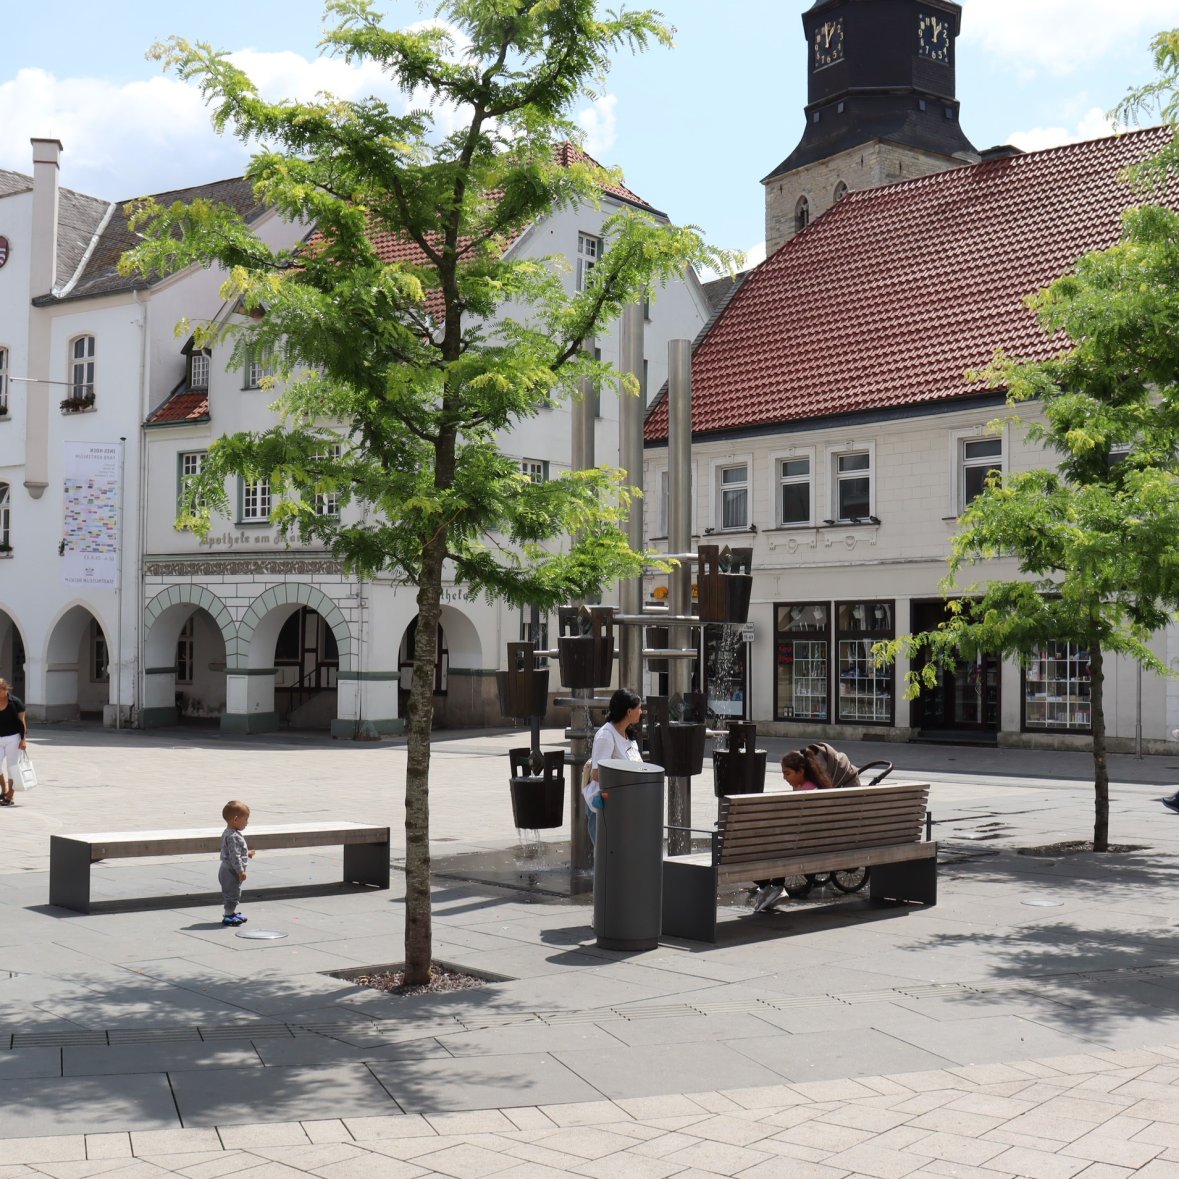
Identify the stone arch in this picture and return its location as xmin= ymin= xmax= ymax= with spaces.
xmin=238 ymin=583 xmax=354 ymax=673
xmin=143 ymin=584 xmax=236 ymax=669
xmin=437 ymin=604 xmax=482 ymax=669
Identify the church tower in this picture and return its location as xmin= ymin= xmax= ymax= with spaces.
xmin=764 ymin=0 xmax=980 ymax=254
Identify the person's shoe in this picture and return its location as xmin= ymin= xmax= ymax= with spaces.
xmin=755 ymin=884 xmax=785 ymax=912
xmin=1163 ymin=795 xmax=1179 ymax=812
xmin=749 ymin=885 xmax=771 ymax=909
xmin=222 ymin=914 xmax=247 ymax=926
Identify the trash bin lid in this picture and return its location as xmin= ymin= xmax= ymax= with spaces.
xmin=598 ymin=757 xmax=665 ymax=783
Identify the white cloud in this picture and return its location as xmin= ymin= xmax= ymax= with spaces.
xmin=961 ymin=0 xmax=1175 ymax=75
xmin=1007 ymin=106 xmax=1116 ymax=154
xmin=699 ymin=239 xmax=764 ymax=282
xmin=578 ymin=94 xmax=618 ymax=158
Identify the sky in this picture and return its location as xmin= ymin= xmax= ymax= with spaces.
xmin=1 ymin=0 xmax=1175 ymax=267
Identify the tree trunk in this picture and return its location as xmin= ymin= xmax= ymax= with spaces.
xmin=403 ymin=539 xmax=446 ymax=985
xmin=1089 ymin=640 xmax=1110 ymax=852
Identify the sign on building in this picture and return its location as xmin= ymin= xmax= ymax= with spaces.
xmin=62 ymin=442 xmax=121 ymax=587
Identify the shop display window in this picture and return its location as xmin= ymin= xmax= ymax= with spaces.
xmin=774 ymin=603 xmax=829 ymax=722
xmin=835 ymin=601 xmax=894 ymax=724
xmin=1024 ymin=642 xmax=1091 ymax=730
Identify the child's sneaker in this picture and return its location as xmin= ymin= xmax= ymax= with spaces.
xmin=222 ymin=913 xmax=247 ymax=926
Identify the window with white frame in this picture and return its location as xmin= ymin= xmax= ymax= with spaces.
xmin=960 ymin=436 xmax=1003 ymax=510
xmin=177 ymin=451 xmax=206 ymax=513
xmin=315 ymin=443 xmax=343 ymax=516
xmin=241 ymin=477 xmax=271 ymax=522
xmin=190 ymin=351 xmax=210 ymax=390
xmin=0 ymin=346 xmax=8 ymax=415
xmin=70 ymin=335 xmax=96 ymax=401
xmin=244 ymin=346 xmax=271 ymax=389
xmin=0 ymin=483 xmax=9 ymax=550
xmin=576 ymin=233 xmax=600 ymax=291
xmin=176 ymin=616 xmax=195 ymax=685
xmin=778 ymin=456 xmax=812 ymax=525
xmin=718 ymin=463 xmax=749 ymax=530
xmin=834 ymin=451 xmax=871 ymax=520
xmin=521 ymin=459 xmax=548 ymax=483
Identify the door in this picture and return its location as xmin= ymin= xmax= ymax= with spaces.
xmin=909 ymin=600 xmax=999 ymax=732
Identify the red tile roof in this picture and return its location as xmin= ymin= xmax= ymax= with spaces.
xmin=645 ymin=127 xmax=1176 ymax=442
xmin=146 ymin=391 xmax=209 ymax=425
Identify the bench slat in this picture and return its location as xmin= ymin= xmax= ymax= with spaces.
xmin=714 ymin=841 xmax=938 ymax=885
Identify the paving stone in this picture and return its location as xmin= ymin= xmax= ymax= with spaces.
xmin=85 ymin=1134 xmax=132 ymax=1160
xmin=342 ymin=1113 xmax=436 ymax=1141
xmin=301 ymin=1119 xmax=353 ymax=1143
xmin=902 ymin=1130 xmax=1008 ymax=1166
xmin=820 ymin=1140 xmax=926 ymax=1178
xmin=658 ymin=1136 xmax=774 ymax=1174
xmin=1061 ymin=1131 xmax=1162 ymax=1169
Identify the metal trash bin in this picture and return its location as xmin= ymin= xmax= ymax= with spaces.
xmin=593 ymin=758 xmax=665 ymax=951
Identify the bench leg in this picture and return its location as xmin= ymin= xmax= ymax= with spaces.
xmin=661 ymin=861 xmax=718 ymax=943
xmin=49 ymin=837 xmax=93 ymax=913
xmin=343 ymin=839 xmax=390 ymax=889
xmin=870 ymin=857 xmax=937 ymax=907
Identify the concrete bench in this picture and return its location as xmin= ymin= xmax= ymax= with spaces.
xmin=662 ymin=781 xmax=937 ymax=943
xmin=49 ymin=821 xmax=391 ymax=913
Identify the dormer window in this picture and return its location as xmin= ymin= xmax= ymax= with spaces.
xmin=190 ymin=351 xmax=210 ymax=390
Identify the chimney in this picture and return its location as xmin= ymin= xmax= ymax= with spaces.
xmin=29 ymin=137 xmax=63 ymax=296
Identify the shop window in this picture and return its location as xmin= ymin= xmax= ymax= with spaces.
xmin=176 ymin=616 xmax=195 ymax=685
xmin=774 ymin=603 xmax=830 ymax=722
xmin=1024 ymin=642 xmax=1091 ymax=731
xmin=835 ymin=601 xmax=894 ymax=723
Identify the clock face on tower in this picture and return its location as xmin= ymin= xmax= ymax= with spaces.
xmin=812 ymin=17 xmax=844 ymax=69
xmin=917 ymin=11 xmax=951 ymax=63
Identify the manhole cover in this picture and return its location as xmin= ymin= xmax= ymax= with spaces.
xmin=235 ymin=929 xmax=288 ymax=940
xmin=1021 ymin=898 xmax=1065 ymax=907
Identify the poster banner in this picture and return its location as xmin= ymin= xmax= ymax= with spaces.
xmin=62 ymin=442 xmax=121 ymax=588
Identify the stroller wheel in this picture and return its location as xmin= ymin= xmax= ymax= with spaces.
xmin=784 ymin=874 xmax=816 ymax=898
xmin=830 ymin=867 xmax=870 ymax=893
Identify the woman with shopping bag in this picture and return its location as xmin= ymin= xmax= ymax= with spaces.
xmin=0 ymin=678 xmax=27 ymax=806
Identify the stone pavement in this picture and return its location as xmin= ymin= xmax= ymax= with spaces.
xmin=0 ymin=724 xmax=1177 ymax=1176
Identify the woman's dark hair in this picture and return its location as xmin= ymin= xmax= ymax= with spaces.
xmin=607 ymin=687 xmax=642 ymax=723
xmin=781 ymin=748 xmax=832 ymax=789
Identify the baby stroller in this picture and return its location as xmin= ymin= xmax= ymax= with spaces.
xmin=776 ymin=743 xmax=893 ymax=901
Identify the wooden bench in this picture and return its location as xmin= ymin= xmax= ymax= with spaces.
xmin=49 ymin=822 xmax=391 ymax=913
xmin=662 ymin=782 xmax=936 ymax=943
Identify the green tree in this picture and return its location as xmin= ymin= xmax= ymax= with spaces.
xmin=121 ymin=0 xmax=726 ymax=982
xmin=881 ymin=32 xmax=1179 ymax=851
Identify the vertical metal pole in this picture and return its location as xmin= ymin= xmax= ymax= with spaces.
xmin=569 ymin=365 xmax=597 ymax=873
xmin=115 ymin=436 xmax=126 ymax=730
xmin=667 ymin=340 xmax=692 ymax=854
xmin=1135 ymin=660 xmax=1143 ymax=759
xmin=618 ymin=304 xmax=645 ymax=692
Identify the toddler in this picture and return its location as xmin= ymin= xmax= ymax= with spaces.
xmin=219 ymin=800 xmax=256 ymax=927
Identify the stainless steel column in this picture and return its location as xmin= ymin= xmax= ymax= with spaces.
xmin=667 ymin=339 xmax=693 ymax=855
xmin=618 ymin=303 xmax=645 ymax=691
xmin=569 ymin=367 xmax=597 ymax=873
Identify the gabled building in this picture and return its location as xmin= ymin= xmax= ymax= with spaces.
xmin=139 ymin=149 xmax=711 ymax=734
xmin=644 ymin=1 xmax=1179 ymax=750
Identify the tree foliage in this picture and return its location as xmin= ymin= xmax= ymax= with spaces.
xmin=881 ymin=33 xmax=1179 ymax=852
xmin=121 ymin=0 xmax=729 ymax=981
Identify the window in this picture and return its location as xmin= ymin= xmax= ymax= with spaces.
xmin=244 ymin=346 xmax=271 ymax=389
xmin=176 ymin=616 xmax=195 ymax=685
xmin=835 ymin=601 xmax=894 ymax=724
xmin=775 ymin=603 xmax=829 ymax=722
xmin=70 ymin=335 xmax=96 ymax=401
xmin=0 ymin=483 xmax=9 ymax=550
xmin=177 ymin=451 xmax=206 ymax=512
xmin=190 ymin=351 xmax=210 ymax=390
xmin=795 ymin=196 xmax=810 ymax=233
xmin=576 ymin=233 xmax=600 ymax=291
xmin=718 ymin=463 xmax=749 ymax=530
xmin=835 ymin=451 xmax=871 ymax=520
xmin=241 ymin=477 xmax=271 ymax=522
xmin=92 ymin=624 xmax=109 ymax=683
xmin=833 ymin=180 xmax=848 ymax=203
xmin=1024 ymin=642 xmax=1091 ymax=731
xmin=778 ymin=457 xmax=811 ymax=525
xmin=520 ymin=609 xmax=549 ymax=649
xmin=0 ymin=347 xmax=8 ymax=415
xmin=521 ymin=459 xmax=548 ymax=483
xmin=315 ymin=443 xmax=343 ymax=516
xmin=961 ymin=437 xmax=1003 ymax=510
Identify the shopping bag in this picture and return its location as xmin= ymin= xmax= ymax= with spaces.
xmin=15 ymin=751 xmax=38 ymax=792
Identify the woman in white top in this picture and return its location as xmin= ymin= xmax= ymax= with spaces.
xmin=584 ymin=687 xmax=644 ymax=846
